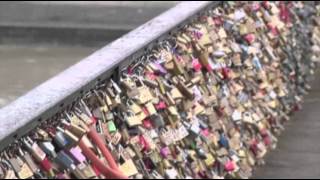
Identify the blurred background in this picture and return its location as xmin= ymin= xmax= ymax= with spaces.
xmin=0 ymin=1 xmax=178 ymax=108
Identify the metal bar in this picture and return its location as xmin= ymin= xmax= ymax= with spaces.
xmin=0 ymin=1 xmax=221 ymax=151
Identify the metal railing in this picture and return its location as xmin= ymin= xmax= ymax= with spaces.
xmin=0 ymin=1 xmax=221 ymax=151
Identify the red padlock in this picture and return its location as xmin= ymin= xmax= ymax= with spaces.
xmin=139 ymin=135 xmax=151 ymax=152
xmin=143 ymin=119 xmax=153 ymax=129
xmin=260 ymin=129 xmax=272 ymax=146
xmin=250 ymin=138 xmax=259 ymax=157
xmin=222 ymin=67 xmax=230 ymax=80
xmin=205 ymin=64 xmax=213 ymax=72
xmin=261 ymin=1 xmax=271 ymax=9
xmin=279 ymin=2 xmax=291 ymax=24
xmin=127 ymin=66 xmax=134 ymax=75
xmin=213 ymin=16 xmax=223 ymax=26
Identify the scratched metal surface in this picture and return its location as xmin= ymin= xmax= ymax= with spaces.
xmin=0 ymin=1 xmax=217 ymax=150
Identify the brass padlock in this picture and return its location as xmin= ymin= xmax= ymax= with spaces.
xmin=119 ymin=159 xmax=139 ymax=177
xmin=125 ymin=111 xmax=143 ymax=127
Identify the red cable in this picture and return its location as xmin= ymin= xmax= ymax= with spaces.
xmin=78 ymin=139 xmax=127 ymax=179
xmin=87 ymin=127 xmax=119 ymax=171
xmin=88 ymin=117 xmax=121 ymax=171
xmin=65 ymin=116 xmax=127 ymax=178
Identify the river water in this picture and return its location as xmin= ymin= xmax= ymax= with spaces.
xmin=0 ymin=44 xmax=98 ymax=108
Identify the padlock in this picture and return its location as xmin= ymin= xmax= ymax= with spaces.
xmin=54 ymin=151 xmax=75 ymax=170
xmin=77 ymin=163 xmax=97 ymax=179
xmin=127 ymin=99 xmax=143 ymax=114
xmin=11 ymin=155 xmax=34 ymax=179
xmin=22 ymin=137 xmax=53 ymax=175
xmin=39 ymin=141 xmax=57 ymax=158
xmin=119 ymin=159 xmax=139 ymax=177
xmin=125 ymin=111 xmax=144 ymax=127
xmin=110 ymin=131 xmax=122 ymax=145
xmin=18 ymin=149 xmax=40 ymax=176
xmin=149 ymin=114 xmax=165 ymax=128
xmin=144 ymin=102 xmax=157 ymax=116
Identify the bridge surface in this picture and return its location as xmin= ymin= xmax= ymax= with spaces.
xmin=254 ymin=70 xmax=320 ymax=179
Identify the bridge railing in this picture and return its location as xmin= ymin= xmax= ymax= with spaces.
xmin=0 ymin=1 xmax=220 ymax=151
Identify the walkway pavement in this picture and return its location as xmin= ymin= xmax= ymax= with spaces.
xmin=253 ymin=70 xmax=320 ymax=179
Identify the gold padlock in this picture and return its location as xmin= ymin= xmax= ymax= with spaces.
xmin=136 ymin=86 xmax=154 ymax=105
xmin=192 ymin=102 xmax=205 ymax=115
xmin=119 ymin=159 xmax=139 ymax=177
xmin=176 ymin=81 xmax=194 ymax=100
xmin=204 ymin=153 xmax=216 ymax=167
xmin=126 ymin=112 xmax=143 ymax=127
xmin=17 ymin=162 xmax=34 ymax=179
xmin=218 ymin=27 xmax=228 ymax=39
xmin=145 ymin=102 xmax=157 ymax=116
xmin=170 ymin=87 xmax=183 ymax=100
xmin=77 ymin=163 xmax=97 ymax=179
xmin=172 ymin=56 xmax=185 ymax=75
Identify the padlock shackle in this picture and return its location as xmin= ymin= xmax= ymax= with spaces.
xmin=0 ymin=159 xmax=12 ymax=170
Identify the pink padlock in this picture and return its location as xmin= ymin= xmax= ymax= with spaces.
xmin=192 ymin=58 xmax=202 ymax=72
xmin=244 ymin=33 xmax=255 ymax=44
xmin=260 ymin=128 xmax=268 ymax=137
xmin=267 ymin=23 xmax=279 ymax=36
xmin=155 ymin=101 xmax=167 ymax=110
xmin=263 ymin=136 xmax=272 ymax=146
xmin=251 ymin=2 xmax=261 ymax=11
xmin=56 ymin=173 xmax=69 ymax=179
xmin=160 ymin=147 xmax=170 ymax=158
xmin=69 ymin=146 xmax=86 ymax=164
xmin=213 ymin=16 xmax=223 ymax=26
xmin=145 ymin=71 xmax=157 ymax=81
xmin=143 ymin=119 xmax=153 ymax=129
xmin=224 ymin=160 xmax=235 ymax=172
xmin=194 ymin=31 xmax=203 ymax=40
xmin=201 ymin=129 xmax=210 ymax=137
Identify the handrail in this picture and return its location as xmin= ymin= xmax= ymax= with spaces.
xmin=0 ymin=1 xmax=221 ymax=151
